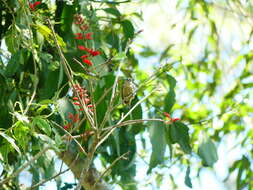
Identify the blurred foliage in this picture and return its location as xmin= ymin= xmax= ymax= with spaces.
xmin=0 ymin=0 xmax=252 ymax=189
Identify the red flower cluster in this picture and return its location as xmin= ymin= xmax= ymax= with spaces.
xmin=72 ymin=84 xmax=93 ymax=112
xmin=63 ymin=112 xmax=80 ymax=130
xmin=77 ymin=45 xmax=101 ymax=66
xmin=164 ymin=112 xmax=180 ymax=124
xmin=74 ymin=32 xmax=93 ymax=40
xmin=29 ymin=1 xmax=41 ymax=11
xmin=74 ymin=14 xmax=101 ymax=67
xmin=74 ymin=14 xmax=89 ymax=30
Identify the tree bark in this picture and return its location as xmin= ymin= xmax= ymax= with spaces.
xmin=58 ymin=142 xmax=111 ymax=190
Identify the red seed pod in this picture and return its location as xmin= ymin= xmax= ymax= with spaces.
xmin=82 ymin=59 xmax=93 ymax=66
xmin=85 ymin=32 xmax=93 ymax=40
xmin=73 ymin=114 xmax=79 ymax=123
xmin=90 ymin=50 xmax=101 ymax=57
xmin=84 ymin=98 xmax=90 ymax=104
xmin=171 ymin=118 xmax=180 ymax=122
xmin=163 ymin=112 xmax=171 ymax=118
xmin=63 ymin=123 xmax=71 ymax=130
xmin=81 ymin=55 xmax=89 ymax=59
xmin=74 ymin=33 xmax=84 ymax=40
xmin=74 ymin=14 xmax=84 ymax=25
xmin=29 ymin=1 xmax=41 ymax=11
xmin=74 ymin=102 xmax=81 ymax=106
xmin=73 ymin=97 xmax=79 ymax=101
xmin=68 ymin=112 xmax=74 ymax=119
xmin=80 ymin=24 xmax=89 ymax=31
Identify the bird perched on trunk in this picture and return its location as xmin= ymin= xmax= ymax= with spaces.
xmin=122 ymin=78 xmax=136 ymax=106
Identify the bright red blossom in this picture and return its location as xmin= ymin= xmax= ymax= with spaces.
xmin=68 ymin=112 xmax=74 ymax=120
xmin=75 ymin=33 xmax=83 ymax=40
xmin=72 ymin=84 xmax=94 ymax=113
xmin=90 ymin=50 xmax=101 ymax=57
xmin=164 ymin=112 xmax=171 ymax=118
xmin=29 ymin=1 xmax=41 ymax=10
xmin=82 ymin=59 xmax=93 ymax=66
xmin=85 ymin=32 xmax=93 ymax=40
xmin=63 ymin=123 xmax=71 ymax=130
xmin=74 ymin=102 xmax=81 ymax=106
xmin=73 ymin=97 xmax=79 ymax=101
xmin=164 ymin=112 xmax=180 ymax=123
xmin=78 ymin=45 xmax=92 ymax=53
xmin=73 ymin=114 xmax=79 ymax=123
xmin=171 ymin=118 xmax=180 ymax=122
xmin=81 ymin=55 xmax=89 ymax=59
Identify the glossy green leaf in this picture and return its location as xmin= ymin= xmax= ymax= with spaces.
xmin=185 ymin=166 xmax=192 ymax=188
xmin=169 ymin=122 xmax=191 ymax=154
xmin=0 ymin=132 xmax=21 ymax=155
xmin=5 ymin=51 xmax=21 ymax=77
xmin=130 ymin=96 xmax=143 ymax=134
xmin=33 ymin=117 xmax=52 ymax=136
xmin=147 ymin=122 xmax=166 ymax=174
xmin=164 ymin=74 xmax=176 ymax=113
xmin=57 ymin=97 xmax=76 ymax=122
xmin=113 ymin=52 xmax=127 ymax=60
xmin=103 ymin=8 xmax=121 ymax=17
xmin=36 ymin=23 xmax=66 ymax=48
xmin=106 ymin=31 xmax=120 ymax=50
xmin=198 ymin=138 xmax=218 ymax=167
xmin=121 ymin=20 xmax=135 ymax=39
xmin=14 ymin=121 xmax=30 ymax=151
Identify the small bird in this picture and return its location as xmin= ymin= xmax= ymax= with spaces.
xmin=122 ymin=78 xmax=136 ymax=106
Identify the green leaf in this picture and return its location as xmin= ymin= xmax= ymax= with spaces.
xmin=184 ymin=166 xmax=192 ymax=188
xmin=164 ymin=74 xmax=176 ymax=113
xmin=33 ymin=117 xmax=52 ymax=136
xmin=103 ymin=8 xmax=121 ymax=17
xmin=35 ymin=23 xmax=66 ymax=48
xmin=113 ymin=52 xmax=127 ymax=60
xmin=35 ymin=134 xmax=55 ymax=147
xmin=147 ymin=122 xmax=166 ymax=174
xmin=14 ymin=121 xmax=30 ymax=151
xmin=0 ymin=144 xmax=11 ymax=162
xmin=169 ymin=122 xmax=191 ymax=154
xmin=0 ymin=132 xmax=21 ymax=155
xmin=140 ymin=47 xmax=156 ymax=58
xmin=36 ymin=23 xmax=52 ymax=38
xmin=130 ymin=96 xmax=143 ymax=134
xmin=54 ymin=128 xmax=63 ymax=146
xmin=44 ymin=158 xmax=55 ymax=179
xmin=121 ymin=20 xmax=135 ymax=39
xmin=5 ymin=51 xmax=21 ymax=77
xmin=57 ymin=97 xmax=76 ymax=122
xmin=198 ymin=137 xmax=218 ymax=167
xmin=106 ymin=31 xmax=120 ymax=50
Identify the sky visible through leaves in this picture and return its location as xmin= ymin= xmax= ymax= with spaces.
xmin=2 ymin=0 xmax=252 ymax=189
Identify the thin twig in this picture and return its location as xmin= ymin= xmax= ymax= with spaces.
xmin=51 ymin=121 xmax=87 ymax=156
xmin=29 ymin=168 xmax=70 ymax=190
xmin=91 ymin=151 xmax=129 ymax=190
xmin=47 ymin=19 xmax=95 ymax=129
xmin=102 ymin=118 xmax=165 ymax=131
xmin=99 ymin=62 xmax=123 ymax=129
xmin=74 ymin=143 xmax=97 ymax=190
xmin=0 ymin=146 xmax=51 ymax=185
xmin=95 ymin=86 xmax=113 ymax=106
xmin=96 ymin=88 xmax=157 ymax=150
